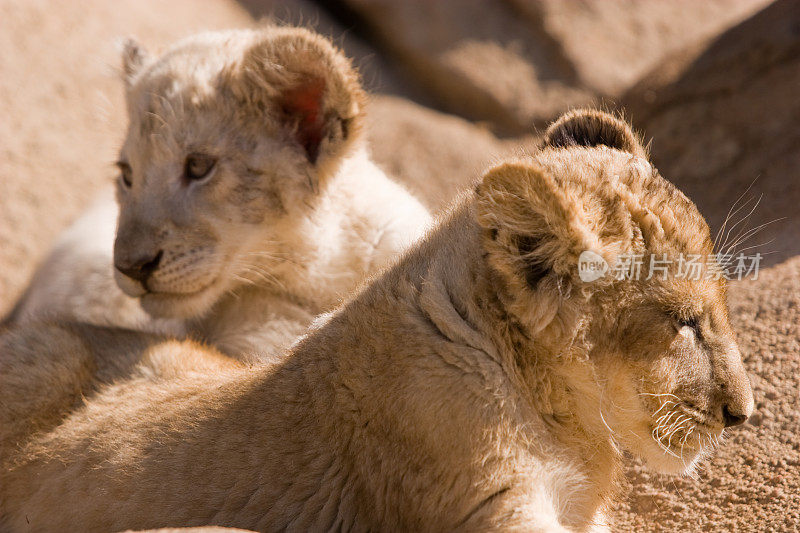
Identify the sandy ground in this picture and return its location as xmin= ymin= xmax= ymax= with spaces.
xmin=0 ymin=1 xmax=797 ymax=531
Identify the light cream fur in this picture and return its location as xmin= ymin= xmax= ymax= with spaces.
xmin=6 ymin=27 xmax=431 ymax=361
xmin=0 ymin=111 xmax=753 ymax=531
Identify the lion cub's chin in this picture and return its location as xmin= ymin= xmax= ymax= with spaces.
xmin=629 ymin=427 xmax=714 ymax=476
xmin=139 ymin=283 xmax=226 ymax=320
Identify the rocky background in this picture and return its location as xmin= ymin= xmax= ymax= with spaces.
xmin=0 ymin=1 xmax=797 ymax=530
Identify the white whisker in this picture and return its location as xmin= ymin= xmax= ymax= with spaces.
xmin=714 ymin=175 xmax=760 ymax=251
xmin=718 ymin=193 xmax=762 ymax=254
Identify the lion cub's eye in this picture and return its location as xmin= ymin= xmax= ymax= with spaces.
xmin=116 ymin=161 xmax=133 ymax=188
xmin=184 ymin=153 xmax=217 ymax=181
xmin=673 ymin=315 xmax=700 ymax=338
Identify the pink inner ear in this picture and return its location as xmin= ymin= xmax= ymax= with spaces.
xmin=280 ymin=77 xmax=326 ymax=163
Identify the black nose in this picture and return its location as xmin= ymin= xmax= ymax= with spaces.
xmin=115 ymin=250 xmax=163 ymax=284
xmin=722 ymin=405 xmax=748 ymax=427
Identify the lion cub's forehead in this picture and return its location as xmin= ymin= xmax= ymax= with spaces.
xmin=124 ymin=30 xmax=278 ymax=159
xmin=535 ymin=147 xmax=727 ymax=317
xmin=535 ymin=147 xmax=713 ymax=256
xmin=129 ymin=32 xmax=256 ymax=111
xmin=133 ymin=29 xmax=260 ymax=90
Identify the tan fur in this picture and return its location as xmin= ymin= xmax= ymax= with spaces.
xmin=7 ymin=27 xmax=431 ymax=361
xmin=0 ymin=111 xmax=753 ymax=532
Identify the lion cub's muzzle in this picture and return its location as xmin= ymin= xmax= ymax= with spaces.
xmin=114 ymin=229 xmax=222 ymax=300
xmin=115 ymin=249 xmax=163 ymax=287
xmin=714 ymin=346 xmax=754 ymax=428
xmin=717 ymin=371 xmax=754 ymax=428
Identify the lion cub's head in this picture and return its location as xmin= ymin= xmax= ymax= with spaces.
xmin=476 ymin=110 xmax=754 ymax=474
xmin=112 ymin=28 xmax=365 ymax=318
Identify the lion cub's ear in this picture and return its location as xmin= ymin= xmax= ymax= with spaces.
xmin=542 ymin=109 xmax=647 ymax=159
xmin=231 ymin=28 xmax=366 ymax=170
xmin=120 ymin=38 xmax=149 ymax=88
xmin=476 ymin=160 xmax=619 ymax=293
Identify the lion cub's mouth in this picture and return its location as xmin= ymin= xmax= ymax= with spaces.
xmin=644 ymin=394 xmax=724 ymax=458
xmin=138 ymin=276 xmax=224 ymax=319
xmin=650 ymin=425 xmax=724 ymax=462
xmin=649 ymin=410 xmax=723 ymax=458
xmin=141 ymin=269 xmax=222 ymax=299
xmin=144 ymin=282 xmax=216 ymax=299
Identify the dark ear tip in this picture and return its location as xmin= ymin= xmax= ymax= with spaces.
xmin=542 ymin=109 xmax=646 ymax=158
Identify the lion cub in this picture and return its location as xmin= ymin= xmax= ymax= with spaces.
xmin=0 ymin=110 xmax=753 ymax=531
xmin=6 ymin=27 xmax=430 ymax=360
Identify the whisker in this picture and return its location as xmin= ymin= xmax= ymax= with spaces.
xmin=722 ymin=217 xmax=785 ymax=257
xmin=717 ymin=193 xmax=762 ymax=254
xmin=729 ymin=238 xmax=775 ymax=256
xmin=713 ymin=175 xmax=760 ymax=251
xmin=640 ymin=392 xmax=682 ymax=400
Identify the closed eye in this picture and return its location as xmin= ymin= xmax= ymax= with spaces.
xmin=672 ymin=314 xmax=702 ymax=340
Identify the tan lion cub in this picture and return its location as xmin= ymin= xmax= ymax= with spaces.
xmin=6 ymin=27 xmax=430 ymax=360
xmin=0 ymin=111 xmax=753 ymax=532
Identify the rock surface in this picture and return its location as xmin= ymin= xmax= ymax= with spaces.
xmin=509 ymin=0 xmax=770 ymax=95
xmin=624 ymin=0 xmax=800 ymax=266
xmin=366 ymin=95 xmax=526 ymax=212
xmin=336 ymin=0 xmax=769 ymax=132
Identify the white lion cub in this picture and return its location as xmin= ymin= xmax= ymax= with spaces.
xmin=7 ymin=27 xmax=431 ymax=360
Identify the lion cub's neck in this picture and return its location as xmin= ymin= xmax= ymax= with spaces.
xmin=266 ymin=150 xmax=427 ymax=311
xmin=523 ymin=345 xmax=623 ymax=521
xmin=489 ymin=281 xmax=622 ymax=521
xmin=496 ymin=277 xmax=622 ymax=524
xmin=219 ymin=148 xmax=428 ymax=313
xmin=418 ymin=200 xmax=622 ymax=526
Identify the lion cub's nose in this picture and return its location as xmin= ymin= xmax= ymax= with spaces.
xmin=722 ymin=404 xmax=749 ymax=427
xmin=115 ymin=250 xmax=163 ymax=284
